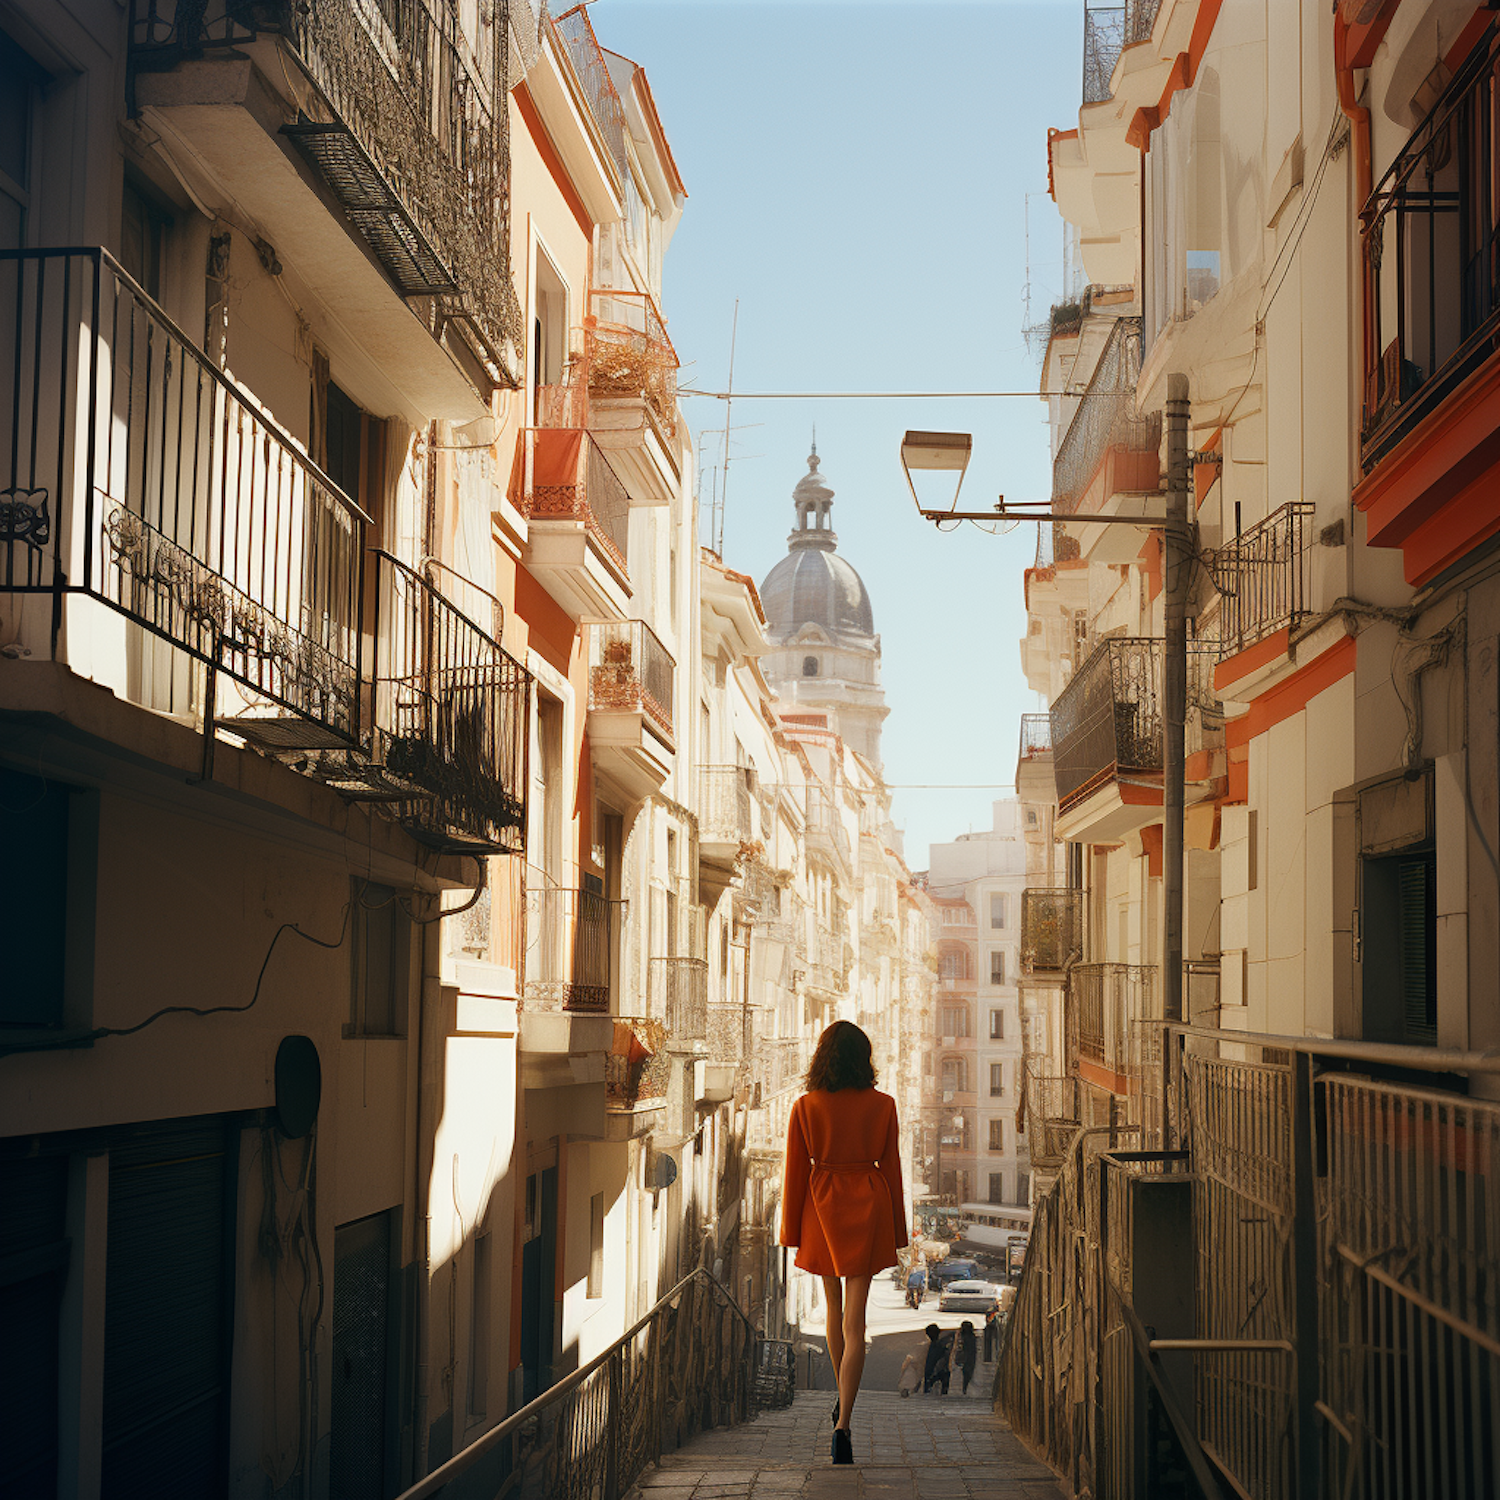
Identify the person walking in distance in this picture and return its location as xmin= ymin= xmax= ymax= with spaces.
xmin=922 ymin=1323 xmax=953 ymax=1395
xmin=957 ymin=1320 xmax=978 ymax=1394
xmin=982 ymin=1304 xmax=999 ymax=1363
xmin=780 ymin=1022 xmax=909 ymax=1465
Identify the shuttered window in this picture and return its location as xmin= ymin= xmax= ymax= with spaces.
xmin=1398 ymin=856 xmax=1437 ymax=1046
xmin=102 ymin=1119 xmax=234 ymax=1498
xmin=331 ymin=1210 xmax=395 ymax=1499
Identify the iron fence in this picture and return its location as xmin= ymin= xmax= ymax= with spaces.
xmin=1053 ymin=317 xmax=1159 ymax=513
xmin=651 ymin=957 xmax=707 ymax=1045
xmin=1211 ymin=502 xmax=1316 ymax=656
xmin=1070 ymin=963 xmax=1156 ymax=1078
xmin=1083 ymin=2 xmax=1125 ymax=104
xmin=1050 ymin=637 xmax=1162 ymax=808
xmin=1018 ymin=713 xmax=1053 ymax=762
xmin=514 ymin=427 xmax=631 ymax=577
xmin=1 ymin=247 xmax=366 ymax=741
xmin=707 ymin=1001 xmax=748 ymax=1064
xmin=1125 ymin=0 xmax=1163 ymax=44
xmin=552 ymin=5 xmax=629 ymax=181
xmin=1022 ymin=1069 xmax=1083 ymax=1170
xmin=392 ymin=1267 xmax=785 ymax=1500
xmin=1360 ymin=22 xmax=1500 ymax=466
xmin=699 ymin=765 xmax=755 ymax=846
xmin=1020 ymin=888 xmax=1084 ymax=973
xmin=585 ymin=287 xmax=679 ymax=438
xmin=524 ymin=883 xmax=621 ymax=1013
xmin=605 ymin=1016 xmax=670 ymax=1107
xmin=587 ymin=619 xmax=676 ymax=739
xmin=128 ymin=0 xmax=521 ymax=368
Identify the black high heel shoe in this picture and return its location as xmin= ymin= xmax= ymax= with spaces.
xmin=832 ymin=1428 xmax=854 ymax=1465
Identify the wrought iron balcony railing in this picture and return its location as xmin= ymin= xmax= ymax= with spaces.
xmin=513 ymin=428 xmax=631 ymax=578
xmin=1209 ymin=501 xmax=1316 ymax=656
xmin=1020 ymin=889 xmax=1085 ymax=973
xmin=699 ymin=765 xmax=755 ymax=846
xmin=325 ymin=550 xmax=528 ymax=853
xmin=524 ymin=883 xmax=622 ymax=1014
xmin=1361 ymin=22 xmax=1500 ymax=466
xmin=1022 ymin=1069 xmax=1082 ymax=1169
xmin=587 ymin=619 xmax=675 ymax=738
xmin=1 ymin=247 xmax=366 ymax=745
xmin=651 ymin=957 xmax=707 ymax=1045
xmin=128 ymin=0 xmax=521 ymax=373
xmin=552 ymin=5 xmax=629 ymax=182
xmin=1018 ymin=713 xmax=1052 ymax=761
xmin=1052 ymin=317 xmax=1159 ymax=514
xmin=707 ymin=1001 xmax=749 ymax=1064
xmin=605 ymin=1016 xmax=670 ymax=1107
xmin=584 ymin=288 xmax=679 ymax=438
xmin=1050 ymin=637 xmax=1162 ymax=809
xmin=1082 ymin=1 xmax=1125 ymax=103
xmin=1068 ymin=962 xmax=1156 ymax=1079
xmin=753 ymin=1036 xmax=807 ymax=1105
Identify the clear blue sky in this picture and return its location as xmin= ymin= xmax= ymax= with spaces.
xmin=595 ymin=1 xmax=1084 ymax=862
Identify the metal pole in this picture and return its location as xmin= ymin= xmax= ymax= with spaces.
xmin=1163 ymin=373 xmax=1190 ymax=1029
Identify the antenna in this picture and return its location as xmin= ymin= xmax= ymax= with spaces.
xmin=716 ymin=298 xmax=739 ymax=556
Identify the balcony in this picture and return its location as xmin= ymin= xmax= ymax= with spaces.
xmin=650 ymin=957 xmax=707 ymax=1051
xmin=128 ymin=0 xmax=519 ymax=412
xmin=586 ymin=620 xmax=675 ymax=800
xmin=1015 ymin=713 xmax=1058 ymax=806
xmin=1209 ymin=502 xmax=1316 ymax=662
xmin=1052 ymin=318 xmax=1161 ymax=561
xmin=751 ymin=1036 xmax=806 ymax=1107
xmin=510 ymin=429 xmax=631 ymax=620
xmin=1020 ymin=889 xmax=1085 ymax=974
xmin=319 ymin=551 xmax=528 ymax=854
xmin=1068 ymin=963 xmax=1156 ymax=1091
xmin=523 ymin=883 xmax=621 ymax=1016
xmin=804 ymin=787 xmax=852 ymax=874
xmin=582 ymin=287 xmax=680 ymax=472
xmin=1022 ymin=1070 xmax=1082 ymax=1173
xmin=604 ymin=1017 xmax=670 ymax=1139
xmin=1 ymin=247 xmax=365 ymax=751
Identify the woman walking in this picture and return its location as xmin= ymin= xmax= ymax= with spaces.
xmin=780 ymin=1021 xmax=908 ymax=1465
xmin=957 ymin=1320 xmax=978 ymax=1394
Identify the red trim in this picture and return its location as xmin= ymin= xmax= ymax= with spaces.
xmin=1214 ymin=627 xmax=1292 ymax=693
xmin=1077 ymin=1059 xmax=1133 ymax=1096
xmin=1184 ymin=749 xmax=1215 ymax=781
xmin=1139 ymin=532 xmax=1164 ymax=603
xmin=1047 ymin=127 xmax=1078 ymax=200
xmin=1341 ymin=0 xmax=1405 ymax=69
xmin=1119 ymin=780 xmax=1164 ymax=807
xmin=1224 ymin=634 xmax=1357 ymax=749
xmin=514 ymin=83 xmax=594 ymax=237
xmin=1132 ymin=0 xmax=1225 ymax=150
xmin=1140 ymin=823 xmax=1164 ymax=878
xmin=514 ymin=565 xmax=578 ymax=676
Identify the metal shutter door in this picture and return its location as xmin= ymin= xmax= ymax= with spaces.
xmin=330 ymin=1211 xmax=393 ymax=1499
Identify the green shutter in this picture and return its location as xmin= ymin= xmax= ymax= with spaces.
xmin=1398 ymin=859 xmax=1436 ymax=1046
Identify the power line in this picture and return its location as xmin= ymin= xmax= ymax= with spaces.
xmin=680 ymin=389 xmax=1069 ymax=400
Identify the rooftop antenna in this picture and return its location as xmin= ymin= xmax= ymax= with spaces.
xmin=716 ymin=298 xmax=739 ymax=556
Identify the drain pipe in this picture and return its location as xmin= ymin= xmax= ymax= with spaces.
xmin=1163 ymin=373 xmax=1190 ymax=1032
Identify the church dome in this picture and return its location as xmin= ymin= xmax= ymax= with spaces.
xmin=760 ymin=448 xmax=875 ymax=638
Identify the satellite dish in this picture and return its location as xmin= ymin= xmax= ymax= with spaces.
xmin=647 ymin=1151 xmax=679 ymax=1191
xmin=274 ymin=1035 xmax=321 ymax=1139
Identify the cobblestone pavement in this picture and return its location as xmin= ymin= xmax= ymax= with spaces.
xmin=624 ymin=1389 xmax=1065 ymax=1498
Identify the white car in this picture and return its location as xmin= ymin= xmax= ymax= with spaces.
xmin=938 ymin=1278 xmax=1000 ymax=1313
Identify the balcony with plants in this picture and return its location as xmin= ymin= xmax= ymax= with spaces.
xmin=1020 ymin=889 xmax=1085 ymax=975
xmin=585 ymin=619 xmax=676 ymax=800
xmin=127 ymin=0 xmax=521 ymax=412
xmin=604 ymin=1016 xmax=670 ymax=1138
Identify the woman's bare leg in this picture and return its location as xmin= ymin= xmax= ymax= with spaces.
xmin=820 ymin=1276 xmax=845 ymax=1400
xmin=835 ymin=1274 xmax=872 ymax=1430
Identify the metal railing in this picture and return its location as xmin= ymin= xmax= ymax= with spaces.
xmin=752 ymin=1036 xmax=806 ymax=1105
xmin=605 ymin=1016 xmax=670 ymax=1107
xmin=1211 ymin=502 xmax=1316 ymax=656
xmin=1360 ymin=22 xmax=1500 ymax=466
xmin=524 ymin=883 xmax=621 ymax=1013
xmin=1070 ymin=963 xmax=1156 ymax=1079
xmin=706 ymin=1000 xmax=748 ymax=1064
xmin=128 ymin=0 xmax=521 ymax=367
xmin=1126 ymin=0 xmax=1163 ymax=44
xmin=393 ymin=1267 xmax=786 ymax=1500
xmin=1023 ymin=1070 xmax=1084 ymax=1169
xmin=1018 ymin=713 xmax=1053 ymax=760
xmin=650 ymin=957 xmax=707 ymax=1045
xmin=1083 ymin=2 xmax=1125 ymax=103
xmin=585 ymin=288 xmax=679 ymax=438
xmin=1 ymin=247 xmax=365 ymax=741
xmin=1051 ymin=637 xmax=1162 ymax=809
xmin=513 ymin=428 xmax=631 ymax=578
xmin=1053 ymin=317 xmax=1159 ymax=514
xmin=587 ymin=619 xmax=675 ymax=739
xmin=351 ymin=550 xmax=529 ymax=854
xmin=1020 ymin=888 xmax=1084 ymax=973
xmin=552 ymin=5 xmax=629 ymax=182
xmin=804 ymin=786 xmax=852 ymax=869
xmin=699 ymin=765 xmax=754 ymax=846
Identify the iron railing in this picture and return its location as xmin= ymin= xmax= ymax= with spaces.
xmin=128 ymin=0 xmax=521 ymax=369
xmin=1083 ymin=2 xmax=1125 ymax=103
xmin=392 ymin=1267 xmax=787 ymax=1500
xmin=1070 ymin=963 xmax=1156 ymax=1079
xmin=1 ymin=247 xmax=366 ymax=742
xmin=605 ymin=1016 xmax=670 ymax=1107
xmin=804 ymin=786 xmax=852 ymax=869
xmin=699 ymin=765 xmax=754 ymax=846
xmin=706 ymin=1000 xmax=749 ymax=1064
xmin=584 ymin=288 xmax=679 ymax=438
xmin=1360 ymin=22 xmax=1500 ymax=466
xmin=752 ymin=1036 xmax=806 ymax=1105
xmin=1051 ymin=637 xmax=1162 ymax=808
xmin=1211 ymin=502 xmax=1316 ymax=656
xmin=513 ymin=428 xmax=631 ymax=578
xmin=345 ymin=550 xmax=529 ymax=854
xmin=1020 ymin=888 xmax=1085 ymax=972
xmin=587 ymin=619 xmax=675 ymax=739
xmin=1018 ymin=713 xmax=1053 ymax=760
xmin=650 ymin=957 xmax=707 ymax=1045
xmin=524 ymin=883 xmax=621 ymax=1013
xmin=552 ymin=5 xmax=629 ymax=181
xmin=1053 ymin=317 xmax=1159 ymax=513
xmin=1022 ymin=1070 xmax=1084 ymax=1170
xmin=1126 ymin=0 xmax=1163 ymax=44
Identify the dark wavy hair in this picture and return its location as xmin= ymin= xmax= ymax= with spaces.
xmin=805 ymin=1020 xmax=877 ymax=1092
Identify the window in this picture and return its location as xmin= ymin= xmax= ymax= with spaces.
xmin=530 ymin=246 xmax=568 ymax=424
xmin=940 ymin=1057 xmax=966 ymax=1093
xmin=803 ymin=656 xmax=819 ymax=677
xmin=990 ymin=1063 xmax=1004 ymax=1097
xmin=0 ymin=29 xmax=44 ymax=250
xmin=988 ymin=1118 xmax=1004 ymax=1152
xmin=989 ymin=1009 xmax=1005 ymax=1041
xmin=988 ymin=1172 xmax=1005 ymax=1205
xmin=587 ymin=1191 xmax=606 ymax=1298
xmin=1017 ymin=1171 xmax=1031 ymax=1204
xmin=121 ymin=177 xmax=171 ymax=301
xmin=940 ymin=1005 xmax=968 ymax=1038
xmin=989 ymin=893 xmax=1007 ymax=929
xmin=990 ymin=949 xmax=1006 ymax=986
xmin=1362 ymin=849 xmax=1437 ymax=1046
xmin=351 ymin=881 xmax=413 ymax=1036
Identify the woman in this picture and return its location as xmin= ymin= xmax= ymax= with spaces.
xmin=780 ymin=1021 xmax=908 ymax=1465
xmin=957 ymin=1320 xmax=978 ymax=1394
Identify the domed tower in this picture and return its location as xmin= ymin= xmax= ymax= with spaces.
xmin=760 ymin=445 xmax=889 ymax=764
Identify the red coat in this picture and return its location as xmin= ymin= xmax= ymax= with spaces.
xmin=779 ymin=1087 xmax=908 ymax=1277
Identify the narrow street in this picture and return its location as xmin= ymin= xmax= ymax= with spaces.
xmin=625 ymin=1279 xmax=1059 ymax=1498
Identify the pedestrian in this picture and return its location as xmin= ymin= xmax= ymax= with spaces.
xmin=922 ymin=1322 xmax=953 ymax=1395
xmin=780 ymin=1021 xmax=909 ymax=1466
xmin=958 ymin=1321 xmax=977 ymax=1394
xmin=898 ymin=1338 xmax=927 ymax=1398
xmin=905 ymin=1263 xmax=926 ymax=1307
xmin=982 ymin=1305 xmax=999 ymax=1362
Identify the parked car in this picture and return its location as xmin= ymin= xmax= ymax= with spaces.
xmin=939 ymin=1278 xmax=1001 ymax=1313
xmin=928 ymin=1258 xmax=979 ymax=1290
